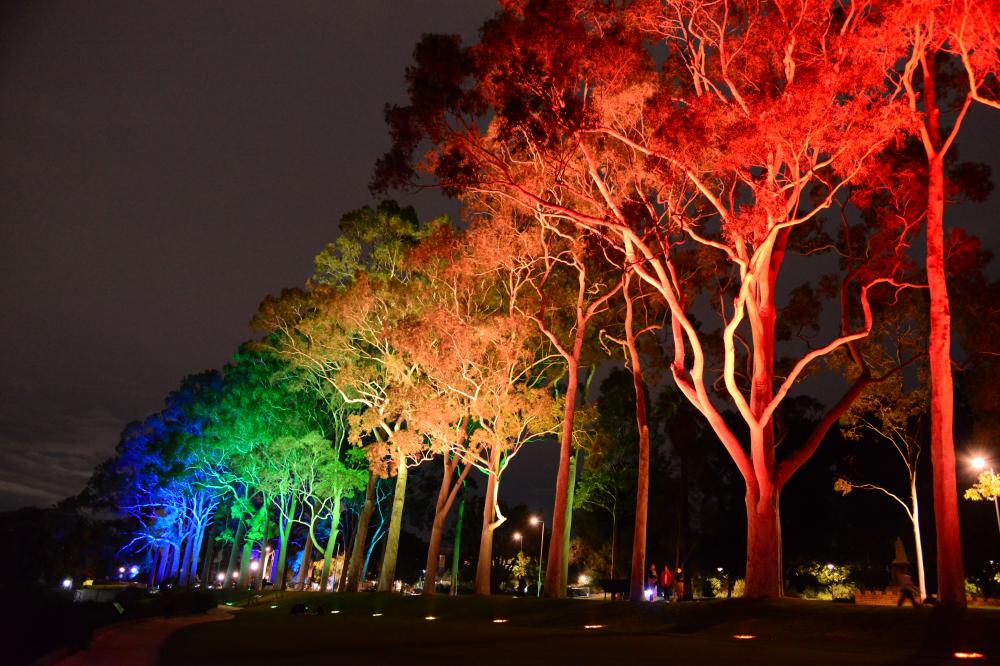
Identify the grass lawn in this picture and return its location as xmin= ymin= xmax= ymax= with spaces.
xmin=160 ymin=592 xmax=1000 ymax=665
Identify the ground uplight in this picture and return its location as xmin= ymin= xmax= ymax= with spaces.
xmin=953 ymin=652 xmax=986 ymax=660
xmin=583 ymin=624 xmax=606 ymax=629
xmin=732 ymin=634 xmax=756 ymax=640
xmin=492 ymin=619 xmax=508 ymax=624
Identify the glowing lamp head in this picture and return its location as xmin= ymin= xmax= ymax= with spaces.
xmin=250 ymin=561 xmax=260 ymax=572
xmin=827 ymin=563 xmax=835 ymax=571
xmin=972 ymin=456 xmax=987 ymax=471
xmin=129 ymin=566 xmax=139 ymax=575
xmin=513 ymin=532 xmax=522 ymax=541
xmin=217 ymin=572 xmax=225 ymax=582
xmin=232 ymin=571 xmax=239 ymax=578
xmin=62 ymin=578 xmax=72 ymax=589
xmin=530 ymin=516 xmax=540 ymax=526
xmin=118 ymin=567 xmax=126 ymax=573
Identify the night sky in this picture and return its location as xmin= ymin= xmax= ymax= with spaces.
xmin=0 ymin=1 xmax=997 ymax=514
xmin=0 ymin=0 xmax=498 ymax=511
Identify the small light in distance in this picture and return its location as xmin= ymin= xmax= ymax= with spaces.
xmin=953 ymin=652 xmax=986 ymax=660
xmin=130 ymin=566 xmax=139 ymax=575
xmin=62 ymin=578 xmax=72 ymax=589
xmin=269 ymin=605 xmax=279 ymax=609
xmin=424 ymin=616 xmax=437 ymax=621
xmin=583 ymin=624 xmax=606 ymax=630
xmin=330 ymin=610 xmax=341 ymax=614
xmin=372 ymin=613 xmax=383 ymax=617
xmin=732 ymin=634 xmax=756 ymax=640
xmin=492 ymin=619 xmax=508 ymax=624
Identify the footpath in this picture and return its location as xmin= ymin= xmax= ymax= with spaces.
xmin=39 ymin=606 xmax=233 ymax=666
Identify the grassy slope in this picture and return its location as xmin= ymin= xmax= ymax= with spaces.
xmin=161 ymin=591 xmax=1000 ymax=665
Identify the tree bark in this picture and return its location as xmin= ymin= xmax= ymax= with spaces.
xmin=624 ymin=276 xmax=651 ymax=603
xmin=199 ymin=520 xmax=217 ymax=588
xmin=911 ymin=478 xmax=927 ymax=601
xmin=319 ymin=497 xmax=341 ymax=591
xmin=544 ymin=360 xmax=580 ymax=598
xmin=377 ymin=451 xmax=409 ymax=592
xmin=475 ymin=467 xmax=500 ymax=595
xmin=346 ymin=471 xmax=377 ymax=592
xmin=560 ymin=449 xmax=578 ymax=593
xmin=451 ymin=479 xmax=466 ymax=595
xmin=744 ymin=485 xmax=782 ymax=599
xmin=295 ymin=534 xmax=313 ymax=591
xmin=922 ymin=54 xmax=965 ymax=608
xmin=225 ymin=519 xmax=244 ymax=589
xmin=337 ymin=521 xmax=353 ymax=592
xmin=275 ymin=494 xmax=296 ymax=591
xmin=424 ymin=453 xmax=471 ymax=595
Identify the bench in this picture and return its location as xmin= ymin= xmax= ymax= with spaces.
xmin=598 ymin=578 xmax=629 ymax=600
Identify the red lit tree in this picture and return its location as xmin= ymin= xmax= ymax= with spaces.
xmin=890 ymin=0 xmax=999 ymax=607
xmin=375 ymin=0 xmax=921 ymax=598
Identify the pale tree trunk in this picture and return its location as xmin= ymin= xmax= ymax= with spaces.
xmin=225 ymin=520 xmax=244 ymax=588
xmin=451 ymin=480 xmax=466 ymax=595
xmin=318 ymin=495 xmax=342 ymax=590
xmin=237 ymin=538 xmax=252 ymax=588
xmin=275 ymin=494 xmax=296 ymax=591
xmin=560 ymin=449 xmax=578 ymax=593
xmin=911 ymin=478 xmax=927 ymax=601
xmin=475 ymin=466 xmax=500 ymax=596
xmin=346 ymin=471 xmax=378 ymax=592
xmin=922 ymin=54 xmax=966 ymax=608
xmin=424 ymin=452 xmax=471 ymax=595
xmin=377 ymin=451 xmax=409 ymax=592
xmin=156 ymin=545 xmax=169 ymax=586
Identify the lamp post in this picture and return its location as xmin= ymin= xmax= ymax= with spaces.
xmin=972 ymin=456 xmax=1000 ymax=539
xmin=513 ymin=532 xmax=522 ymax=555
xmin=530 ymin=516 xmax=545 ymax=597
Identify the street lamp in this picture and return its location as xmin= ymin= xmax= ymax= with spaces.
xmin=530 ymin=516 xmax=545 ymax=597
xmin=972 ymin=456 xmax=1000 ymax=539
xmin=513 ymin=532 xmax=523 ymax=555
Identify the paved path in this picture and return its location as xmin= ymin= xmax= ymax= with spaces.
xmin=49 ymin=607 xmax=233 ymax=666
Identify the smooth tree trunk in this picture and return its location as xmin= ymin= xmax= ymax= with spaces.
xmin=475 ymin=465 xmax=501 ymax=595
xmin=922 ymin=55 xmax=965 ymax=608
xmin=295 ymin=537 xmax=313 ymax=591
xmin=424 ymin=452 xmax=471 ymax=595
xmin=319 ymin=495 xmax=342 ymax=590
xmin=911 ymin=478 xmax=927 ymax=601
xmin=744 ymin=485 xmax=782 ymax=599
xmin=200 ymin=521 xmax=217 ymax=588
xmin=451 ymin=479 xmax=466 ymax=595
xmin=543 ymin=360 xmax=581 ymax=598
xmin=225 ymin=520 xmax=245 ymax=589
xmin=275 ymin=494 xmax=296 ymax=591
xmin=337 ymin=522 xmax=355 ymax=592
xmin=237 ymin=538 xmax=252 ymax=588
xmin=149 ymin=547 xmax=160 ymax=588
xmin=560 ymin=449 xmax=579 ymax=593
xmin=625 ymin=279 xmax=651 ymax=603
xmin=346 ymin=471 xmax=378 ymax=592
xmin=377 ymin=452 xmax=409 ymax=592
